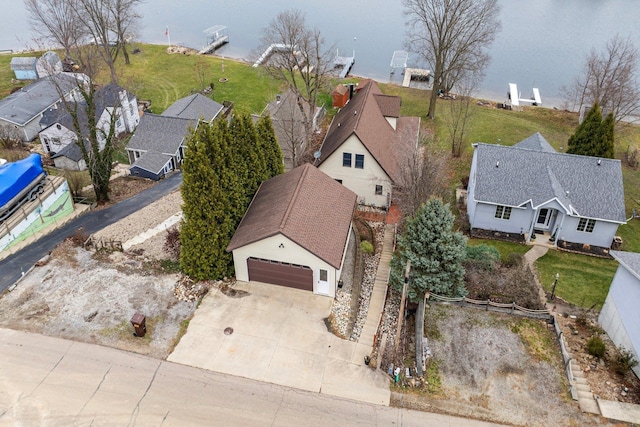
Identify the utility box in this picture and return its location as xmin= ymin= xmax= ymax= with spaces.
xmin=130 ymin=313 xmax=146 ymax=337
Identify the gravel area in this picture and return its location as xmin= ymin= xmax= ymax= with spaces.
xmin=0 ymin=241 xmax=195 ymax=359
xmin=329 ymin=221 xmax=385 ymax=341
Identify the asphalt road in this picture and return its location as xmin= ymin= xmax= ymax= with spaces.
xmin=0 ymin=172 xmax=182 ymax=293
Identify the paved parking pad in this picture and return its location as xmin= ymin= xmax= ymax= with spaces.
xmin=168 ymin=281 xmax=391 ymax=405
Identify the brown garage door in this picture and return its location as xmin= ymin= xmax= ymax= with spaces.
xmin=247 ymin=257 xmax=313 ymax=291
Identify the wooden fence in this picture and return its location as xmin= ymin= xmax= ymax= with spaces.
xmin=427 ymin=293 xmax=552 ymax=320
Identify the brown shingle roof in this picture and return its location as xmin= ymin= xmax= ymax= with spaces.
xmin=316 ymin=80 xmax=419 ymax=182
xmin=226 ymin=164 xmax=357 ymax=269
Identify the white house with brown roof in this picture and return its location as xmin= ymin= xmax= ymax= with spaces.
xmin=227 ymin=164 xmax=357 ymax=297
xmin=314 ymin=79 xmax=420 ymax=208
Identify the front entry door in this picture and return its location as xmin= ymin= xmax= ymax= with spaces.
xmin=536 ymin=208 xmax=551 ymax=230
xmin=317 ymin=269 xmax=330 ymax=295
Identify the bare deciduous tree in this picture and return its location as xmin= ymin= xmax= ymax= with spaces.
xmin=259 ymin=10 xmax=332 ymax=147
xmin=394 ymin=133 xmax=449 ymax=221
xmin=24 ymin=0 xmax=86 ymax=58
xmin=111 ymin=0 xmax=142 ymax=65
xmin=444 ymin=74 xmax=479 ymax=157
xmin=403 ymin=0 xmax=501 ymax=119
xmin=563 ymin=35 xmax=640 ymax=124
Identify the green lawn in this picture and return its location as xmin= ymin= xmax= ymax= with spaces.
xmin=466 ymin=238 xmax=530 ymax=263
xmin=535 ymin=250 xmax=618 ymax=310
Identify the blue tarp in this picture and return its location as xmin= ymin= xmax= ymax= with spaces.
xmin=0 ymin=154 xmax=45 ymax=208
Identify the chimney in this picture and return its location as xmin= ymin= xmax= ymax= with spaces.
xmin=348 ymin=83 xmax=355 ymax=100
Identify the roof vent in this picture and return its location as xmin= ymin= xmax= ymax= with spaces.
xmin=354 ymin=110 xmax=357 ymax=115
xmin=597 ymin=159 xmax=601 ymax=165
xmin=495 ymin=161 xmax=499 ymax=168
xmin=337 ymin=122 xmax=341 ymax=127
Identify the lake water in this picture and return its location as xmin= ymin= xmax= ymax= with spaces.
xmin=2 ymin=0 xmax=639 ymax=108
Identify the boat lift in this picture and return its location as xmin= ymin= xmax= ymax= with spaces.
xmin=199 ymin=25 xmax=229 ymax=54
xmin=508 ymin=83 xmax=542 ymax=106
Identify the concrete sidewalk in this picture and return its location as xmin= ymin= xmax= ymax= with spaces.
xmin=168 ymin=281 xmax=392 ymax=406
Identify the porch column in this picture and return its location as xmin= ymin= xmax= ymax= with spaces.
xmin=526 ymin=208 xmax=537 ymax=243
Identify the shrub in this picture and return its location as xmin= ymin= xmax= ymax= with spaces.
xmin=586 ymin=335 xmax=606 ymax=358
xmin=611 ymin=347 xmax=638 ymax=376
xmin=164 ymin=228 xmax=181 ymax=260
xmin=361 ymin=240 xmax=374 ymax=254
xmin=465 ymin=244 xmax=500 ymax=271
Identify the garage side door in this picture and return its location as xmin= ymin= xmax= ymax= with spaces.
xmin=247 ymin=257 xmax=313 ymax=291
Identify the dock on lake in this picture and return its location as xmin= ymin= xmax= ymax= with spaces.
xmin=390 ymin=50 xmax=408 ymax=74
xmin=333 ymin=49 xmax=355 ymax=78
xmin=402 ymin=68 xmax=431 ymax=87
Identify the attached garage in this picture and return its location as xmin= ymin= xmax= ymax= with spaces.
xmin=247 ymin=257 xmax=313 ymax=291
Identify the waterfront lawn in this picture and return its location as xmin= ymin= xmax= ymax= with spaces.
xmin=535 ymin=250 xmax=618 ymax=310
xmin=114 ymin=43 xmax=282 ymax=114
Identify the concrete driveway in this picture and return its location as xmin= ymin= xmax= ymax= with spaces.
xmin=168 ymin=281 xmax=390 ymax=405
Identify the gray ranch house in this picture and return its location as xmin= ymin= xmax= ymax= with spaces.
xmin=467 ymin=133 xmax=626 ymax=249
xmin=599 ymin=250 xmax=640 ymax=378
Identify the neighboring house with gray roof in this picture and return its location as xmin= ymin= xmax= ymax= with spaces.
xmin=10 ymin=57 xmax=38 ymax=80
xmin=599 ymin=250 xmax=640 ymax=378
xmin=126 ymin=114 xmax=194 ymax=180
xmin=314 ymin=79 xmax=420 ymax=208
xmin=161 ymin=93 xmax=223 ymax=122
xmin=0 ymin=73 xmax=85 ymax=142
xmin=227 ymin=164 xmax=357 ymax=297
xmin=260 ymin=89 xmax=324 ymax=170
xmin=467 ymin=132 xmax=626 ymax=248
xmin=39 ymin=83 xmax=139 ymax=160
xmin=51 ymin=140 xmax=87 ymax=171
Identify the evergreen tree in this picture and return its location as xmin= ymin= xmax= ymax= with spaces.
xmin=389 ymin=198 xmax=467 ymax=300
xmin=600 ymin=112 xmax=615 ymax=159
xmin=256 ymin=115 xmax=285 ymax=178
xmin=180 ymin=126 xmax=234 ymax=279
xmin=567 ymin=102 xmax=614 ymax=158
xmin=568 ymin=103 xmax=602 ymax=156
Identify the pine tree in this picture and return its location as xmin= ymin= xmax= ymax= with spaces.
xmin=568 ymin=103 xmax=602 ymax=156
xmin=256 ymin=115 xmax=285 ymax=178
xmin=389 ymin=198 xmax=467 ymax=300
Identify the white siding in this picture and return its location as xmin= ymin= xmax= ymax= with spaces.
xmin=467 ymin=148 xmax=479 ymax=223
xmin=559 ymin=216 xmax=619 ymax=248
xmin=231 ymin=234 xmax=338 ymax=298
xmin=40 ymin=124 xmax=77 ymax=154
xmin=599 ymin=265 xmax=640 ymax=378
xmin=318 ymin=135 xmax=392 ymax=208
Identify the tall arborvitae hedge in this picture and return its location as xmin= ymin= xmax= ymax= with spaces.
xmin=180 ymin=112 xmax=286 ymax=280
xmin=257 ymin=115 xmax=285 ymax=178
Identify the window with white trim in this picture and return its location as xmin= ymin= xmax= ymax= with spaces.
xmin=375 ymin=185 xmax=383 ymax=195
xmin=355 ymin=154 xmax=364 ymax=169
xmin=494 ymin=205 xmax=511 ymax=220
xmin=577 ymin=218 xmax=596 ymax=233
